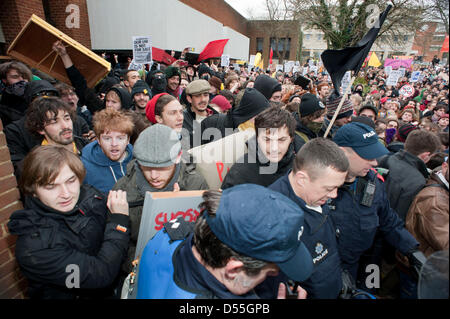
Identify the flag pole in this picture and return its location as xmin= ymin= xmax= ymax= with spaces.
xmin=323 ymin=75 xmax=356 ymax=138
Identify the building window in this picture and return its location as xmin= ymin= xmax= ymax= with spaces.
xmin=270 ymin=37 xmax=291 ymax=59
xmin=256 ymin=37 xmax=264 ymax=53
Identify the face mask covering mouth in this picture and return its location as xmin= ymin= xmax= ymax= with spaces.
xmin=152 ymin=77 xmax=167 ymax=91
xmin=5 ymin=80 xmax=27 ymax=97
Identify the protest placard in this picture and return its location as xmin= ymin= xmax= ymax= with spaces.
xmin=399 ymin=84 xmax=415 ymax=97
xmin=410 ymin=71 xmax=421 ymax=83
xmin=188 ymin=130 xmax=255 ymax=189
xmin=398 ymin=67 xmax=406 ymax=77
xmin=386 ymin=70 xmax=402 ymax=86
xmin=221 ymin=54 xmax=230 ymax=67
xmin=341 ymin=71 xmax=352 ymax=94
xmin=385 ymin=65 xmax=392 ymax=76
xmin=249 ymin=55 xmax=256 ymax=67
xmin=7 ymin=14 xmax=110 ymax=88
xmin=132 ymin=36 xmax=152 ymax=64
xmin=128 ymin=59 xmax=144 ymax=71
xmin=135 ymin=190 xmax=206 ymax=259
xmin=276 ymin=64 xmax=284 ymax=72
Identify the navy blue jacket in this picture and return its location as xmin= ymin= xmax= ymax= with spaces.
xmin=269 ymin=172 xmax=342 ymax=299
xmin=327 ymin=170 xmax=419 ymax=280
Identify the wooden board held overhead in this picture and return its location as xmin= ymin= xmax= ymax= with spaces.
xmin=7 ymin=14 xmax=110 ymax=88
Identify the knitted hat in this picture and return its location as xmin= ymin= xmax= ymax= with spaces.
xmin=396 ymin=123 xmax=418 ymax=143
xmin=164 ymin=66 xmax=181 ymax=81
xmin=210 ymin=95 xmax=232 ymax=112
xmin=133 ymin=124 xmax=181 ymax=167
xmin=298 ymin=93 xmax=325 ymax=117
xmin=209 ymin=76 xmax=222 ymax=92
xmin=145 ymin=93 xmax=169 ymax=124
xmin=131 ymin=80 xmax=151 ymax=98
xmin=326 ymin=93 xmax=354 ymax=120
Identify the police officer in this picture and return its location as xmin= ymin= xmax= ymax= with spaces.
xmin=133 ymin=185 xmax=313 ymax=299
xmin=269 ymin=138 xmax=350 ymax=298
xmin=330 ymin=122 xmax=420 ymax=288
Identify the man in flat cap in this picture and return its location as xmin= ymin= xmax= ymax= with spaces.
xmin=183 ymin=79 xmax=218 ymax=148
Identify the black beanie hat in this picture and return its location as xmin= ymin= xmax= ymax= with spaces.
xmin=105 ymin=86 xmax=132 ymax=110
xmin=131 ymin=80 xmax=151 ymax=98
xmin=299 ymin=93 xmax=325 ymax=117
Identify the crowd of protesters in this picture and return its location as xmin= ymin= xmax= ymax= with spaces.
xmin=0 ymin=40 xmax=448 ymax=300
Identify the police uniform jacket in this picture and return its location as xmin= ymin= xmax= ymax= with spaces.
xmin=269 ymin=172 xmax=343 ymax=299
xmin=328 ymin=170 xmax=419 ymax=280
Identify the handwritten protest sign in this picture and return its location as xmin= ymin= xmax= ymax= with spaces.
xmin=385 ymin=66 xmax=392 ymax=76
xmin=386 ymin=70 xmax=402 ymax=86
xmin=341 ymin=71 xmax=352 ymax=94
xmin=410 ymin=71 xmax=421 ymax=83
xmin=132 ymin=36 xmax=152 ymax=64
xmin=221 ymin=54 xmax=230 ymax=67
xmin=399 ymin=84 xmax=415 ymax=97
xmin=188 ymin=130 xmax=255 ymax=189
xmin=135 ymin=190 xmax=205 ymax=259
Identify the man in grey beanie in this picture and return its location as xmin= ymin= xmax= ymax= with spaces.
xmin=112 ymin=124 xmax=209 ymax=273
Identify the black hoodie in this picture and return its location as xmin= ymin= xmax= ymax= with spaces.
xmin=253 ymin=74 xmax=282 ymax=101
xmin=104 ymin=86 xmax=132 ymax=110
xmin=200 ymin=88 xmax=270 ymax=145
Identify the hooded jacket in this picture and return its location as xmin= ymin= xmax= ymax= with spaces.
xmin=81 ymin=140 xmax=134 ymax=194
xmin=7 ymin=184 xmax=130 ymax=299
xmin=0 ymin=80 xmax=29 ymax=127
xmin=200 ymin=88 xmax=270 ymax=145
xmin=105 ymin=86 xmax=132 ymax=110
xmin=253 ymin=74 xmax=282 ymax=101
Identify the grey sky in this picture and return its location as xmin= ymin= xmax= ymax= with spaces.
xmin=224 ymin=0 xmax=268 ymax=19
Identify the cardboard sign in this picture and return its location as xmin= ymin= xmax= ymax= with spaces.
xmin=132 ymin=36 xmax=152 ymax=64
xmin=385 ymin=65 xmax=392 ymax=76
xmin=386 ymin=70 xmax=402 ymax=86
xmin=221 ymin=54 xmax=230 ymax=67
xmin=188 ymin=130 xmax=255 ymax=189
xmin=399 ymin=84 xmax=415 ymax=97
xmin=7 ymin=14 xmax=110 ymax=88
xmin=410 ymin=71 xmax=421 ymax=83
xmin=128 ymin=59 xmax=144 ymax=71
xmin=135 ymin=190 xmax=206 ymax=259
xmin=341 ymin=71 xmax=352 ymax=93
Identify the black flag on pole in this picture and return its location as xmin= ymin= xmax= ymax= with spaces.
xmin=321 ymin=5 xmax=392 ymax=95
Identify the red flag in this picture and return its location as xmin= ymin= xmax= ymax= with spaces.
xmin=152 ymin=47 xmax=177 ymax=65
xmin=197 ymin=39 xmax=229 ymax=63
xmin=441 ymin=35 xmax=449 ymax=53
xmin=269 ymin=47 xmax=273 ymax=65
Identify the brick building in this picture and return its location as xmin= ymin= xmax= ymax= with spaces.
xmin=411 ymin=21 xmax=448 ymax=62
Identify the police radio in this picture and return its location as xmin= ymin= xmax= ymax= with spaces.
xmin=360 ymin=181 xmax=376 ymax=207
